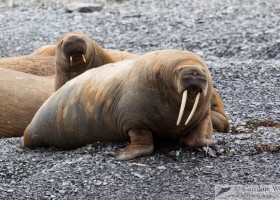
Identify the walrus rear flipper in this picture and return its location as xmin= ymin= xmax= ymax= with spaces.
xmin=211 ymin=88 xmax=230 ymax=132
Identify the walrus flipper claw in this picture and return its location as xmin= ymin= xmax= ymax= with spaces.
xmin=115 ymin=129 xmax=154 ymax=161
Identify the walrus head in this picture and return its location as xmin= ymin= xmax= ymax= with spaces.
xmin=57 ymin=32 xmax=88 ymax=67
xmin=54 ymin=32 xmax=117 ymax=90
xmin=175 ymin=65 xmax=208 ymax=126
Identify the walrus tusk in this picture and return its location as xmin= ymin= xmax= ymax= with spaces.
xmin=70 ymin=56 xmax=73 ymax=67
xmin=176 ymin=90 xmax=188 ymax=125
xmin=82 ymin=54 xmax=86 ymax=63
xmin=185 ymin=92 xmax=200 ymax=126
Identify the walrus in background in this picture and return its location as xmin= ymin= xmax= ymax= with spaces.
xmin=0 ymin=36 xmax=137 ymax=138
xmin=54 ymin=32 xmax=138 ymax=90
xmin=23 ymin=50 xmax=215 ymax=160
xmin=0 ymin=45 xmax=56 ymax=76
xmin=0 ymin=34 xmax=137 ymax=79
xmin=0 ymin=68 xmax=53 ymax=137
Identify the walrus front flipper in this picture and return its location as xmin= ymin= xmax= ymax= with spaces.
xmin=180 ymin=110 xmax=216 ymax=147
xmin=115 ymin=129 xmax=154 ymax=161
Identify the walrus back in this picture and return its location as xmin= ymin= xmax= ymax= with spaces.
xmin=23 ymin=60 xmax=134 ymax=149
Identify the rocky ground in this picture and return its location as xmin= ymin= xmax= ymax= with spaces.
xmin=0 ymin=0 xmax=279 ymax=199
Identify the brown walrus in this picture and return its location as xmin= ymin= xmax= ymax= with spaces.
xmin=0 ymin=32 xmax=228 ymax=139
xmin=54 ymin=32 xmax=138 ymax=90
xmin=0 ymin=37 xmax=137 ymax=78
xmin=0 ymin=45 xmax=56 ymax=76
xmin=0 ymin=68 xmax=53 ymax=137
xmin=54 ymin=32 xmax=229 ymax=131
xmin=0 ymin=33 xmax=138 ymax=138
xmin=22 ymin=50 xmax=215 ymax=160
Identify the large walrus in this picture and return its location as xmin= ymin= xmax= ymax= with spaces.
xmin=53 ymin=32 xmax=229 ymax=132
xmin=23 ymin=50 xmax=215 ymax=160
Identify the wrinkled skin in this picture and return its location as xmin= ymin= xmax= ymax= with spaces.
xmin=23 ymin=50 xmax=215 ymax=160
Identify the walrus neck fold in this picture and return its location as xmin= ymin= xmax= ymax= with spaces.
xmin=92 ymin=42 xmax=117 ymax=67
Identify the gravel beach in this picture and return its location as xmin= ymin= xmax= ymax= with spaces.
xmin=0 ymin=0 xmax=279 ymax=199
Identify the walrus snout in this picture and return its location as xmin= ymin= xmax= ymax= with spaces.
xmin=179 ymin=68 xmax=207 ymax=93
xmin=60 ymin=36 xmax=88 ymax=66
xmin=176 ymin=67 xmax=207 ymax=126
xmin=62 ymin=37 xmax=87 ymax=57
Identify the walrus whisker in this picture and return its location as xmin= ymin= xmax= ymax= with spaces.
xmin=82 ymin=54 xmax=86 ymax=63
xmin=70 ymin=56 xmax=73 ymax=67
xmin=176 ymin=90 xmax=187 ymax=125
xmin=185 ymin=92 xmax=200 ymax=126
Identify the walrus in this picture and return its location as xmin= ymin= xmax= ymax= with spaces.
xmin=0 ymin=45 xmax=56 ymax=76
xmin=22 ymin=50 xmax=215 ymax=160
xmin=0 ymin=33 xmax=137 ymax=79
xmin=0 ymin=68 xmax=53 ymax=137
xmin=53 ymin=32 xmax=229 ymax=131
xmin=0 ymin=33 xmax=139 ymax=138
xmin=54 ymin=32 xmax=138 ymax=90
xmin=0 ymin=32 xmax=228 ymax=139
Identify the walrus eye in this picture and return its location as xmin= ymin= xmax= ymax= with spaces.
xmin=212 ymin=103 xmax=217 ymax=108
xmin=176 ymin=68 xmax=183 ymax=74
xmin=176 ymin=91 xmax=200 ymax=126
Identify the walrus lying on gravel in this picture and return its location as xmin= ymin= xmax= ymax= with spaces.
xmin=0 ymin=68 xmax=53 ymax=137
xmin=54 ymin=32 xmax=229 ymax=132
xmin=0 ymin=33 xmax=137 ymax=78
xmin=22 ymin=50 xmax=215 ymax=160
xmin=0 ymin=45 xmax=56 ymax=76
xmin=0 ymin=33 xmax=138 ymax=138
xmin=0 ymin=32 xmax=228 ymax=138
